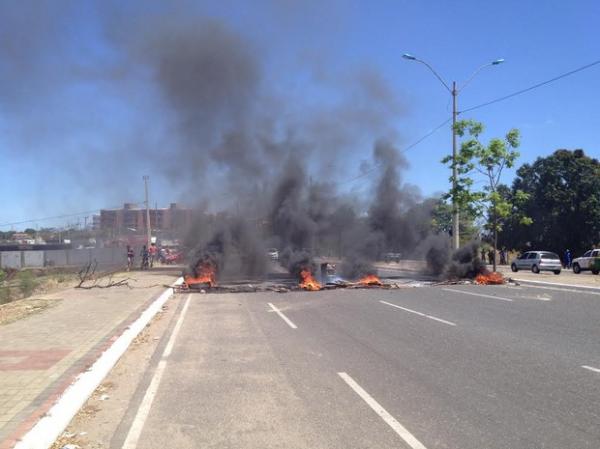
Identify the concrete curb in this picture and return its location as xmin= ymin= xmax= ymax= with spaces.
xmin=13 ymin=277 xmax=183 ymax=449
xmin=512 ymin=278 xmax=600 ymax=293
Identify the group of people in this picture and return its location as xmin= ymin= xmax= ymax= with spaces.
xmin=479 ymin=247 xmax=575 ymax=269
xmin=480 ymin=248 xmax=508 ymax=265
xmin=126 ymin=243 xmax=158 ymax=271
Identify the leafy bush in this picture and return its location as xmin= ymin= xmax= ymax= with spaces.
xmin=18 ymin=270 xmax=38 ymax=297
xmin=0 ymin=270 xmax=9 ymax=304
xmin=0 ymin=286 xmax=10 ymax=304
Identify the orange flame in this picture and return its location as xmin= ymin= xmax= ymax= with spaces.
xmin=358 ymin=274 xmax=383 ymax=286
xmin=299 ymin=269 xmax=321 ymax=291
xmin=185 ymin=262 xmax=217 ymax=287
xmin=475 ymin=271 xmax=504 ymax=285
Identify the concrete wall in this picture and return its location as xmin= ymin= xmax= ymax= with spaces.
xmin=23 ymin=251 xmax=44 ymax=268
xmin=0 ymin=248 xmax=124 ymax=269
xmin=1 ymin=252 xmax=21 ymax=269
xmin=93 ymin=247 xmax=119 ymax=265
xmin=45 ymin=250 xmax=68 ymax=267
xmin=66 ymin=249 xmax=92 ymax=266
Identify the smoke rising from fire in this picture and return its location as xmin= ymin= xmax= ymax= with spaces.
xmin=1 ymin=2 xmax=451 ymax=278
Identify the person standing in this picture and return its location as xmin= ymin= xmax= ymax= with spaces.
xmin=148 ymin=243 xmax=157 ymax=268
xmin=140 ymin=245 xmax=149 ymax=270
xmin=500 ymin=248 xmax=507 ymax=265
xmin=126 ymin=245 xmax=134 ymax=271
xmin=564 ymin=249 xmax=572 ymax=268
xmin=488 ymin=249 xmax=495 ymax=265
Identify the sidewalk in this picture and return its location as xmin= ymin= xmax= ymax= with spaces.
xmin=496 ymin=265 xmax=600 ymax=290
xmin=0 ymin=269 xmax=179 ymax=448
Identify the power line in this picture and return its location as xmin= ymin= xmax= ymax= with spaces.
xmin=0 ymin=203 xmax=143 ymax=228
xmin=3 ymin=117 xmax=454 ymax=226
xmin=460 ymin=58 xmax=600 ymax=114
xmin=337 ymin=116 xmax=452 ymax=186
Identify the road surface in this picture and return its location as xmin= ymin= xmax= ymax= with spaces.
xmin=97 ymin=283 xmax=600 ymax=448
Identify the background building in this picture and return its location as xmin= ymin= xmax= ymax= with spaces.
xmin=99 ymin=203 xmax=192 ymax=235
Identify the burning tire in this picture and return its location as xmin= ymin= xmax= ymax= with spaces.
xmin=531 ymin=264 xmax=540 ymax=274
xmin=511 ymin=263 xmax=518 ymax=272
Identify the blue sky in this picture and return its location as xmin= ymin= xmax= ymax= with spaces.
xmin=0 ymin=0 xmax=598 ymax=230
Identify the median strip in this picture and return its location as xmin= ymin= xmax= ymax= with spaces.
xmin=379 ymin=301 xmax=456 ymax=326
xmin=338 ymin=372 xmax=428 ymax=449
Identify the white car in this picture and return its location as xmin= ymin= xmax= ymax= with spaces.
xmin=572 ymin=249 xmax=600 ymax=275
xmin=511 ymin=251 xmax=562 ymax=274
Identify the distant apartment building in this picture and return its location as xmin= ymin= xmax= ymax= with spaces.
xmin=99 ymin=203 xmax=193 ymax=233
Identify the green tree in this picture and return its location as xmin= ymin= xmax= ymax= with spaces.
xmin=498 ymin=149 xmax=600 ymax=256
xmin=442 ymin=119 xmax=529 ymax=271
xmin=24 ymin=228 xmax=36 ymax=236
xmin=431 ymin=199 xmax=479 ymax=244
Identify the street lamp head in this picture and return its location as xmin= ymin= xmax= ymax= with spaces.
xmin=402 ymin=53 xmax=417 ymax=61
xmin=492 ymin=58 xmax=505 ymax=65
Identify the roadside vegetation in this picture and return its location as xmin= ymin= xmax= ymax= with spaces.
xmin=436 ymin=124 xmax=599 ymax=259
xmin=0 ymin=268 xmax=77 ymax=305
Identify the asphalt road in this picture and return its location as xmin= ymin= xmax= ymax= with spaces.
xmin=111 ymin=283 xmax=600 ymax=449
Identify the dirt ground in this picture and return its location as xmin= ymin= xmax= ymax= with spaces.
xmin=0 ymin=270 xmax=80 ymax=325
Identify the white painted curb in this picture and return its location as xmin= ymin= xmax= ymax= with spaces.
xmin=512 ymin=278 xmax=600 ymax=292
xmin=14 ymin=277 xmax=184 ymax=449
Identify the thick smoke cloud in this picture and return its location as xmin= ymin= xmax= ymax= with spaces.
xmin=1 ymin=2 xmax=448 ymax=279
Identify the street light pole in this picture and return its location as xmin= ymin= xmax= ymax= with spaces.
xmin=451 ymin=81 xmax=460 ymax=250
xmin=402 ymin=54 xmax=504 ymax=250
xmin=143 ymin=175 xmax=151 ymax=249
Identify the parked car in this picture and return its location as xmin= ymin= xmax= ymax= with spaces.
xmin=267 ymin=248 xmax=279 ymax=261
xmin=572 ymin=249 xmax=600 ymax=274
xmin=511 ymin=251 xmax=562 ymax=274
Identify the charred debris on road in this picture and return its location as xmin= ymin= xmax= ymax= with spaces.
xmin=176 ymin=241 xmax=511 ymax=295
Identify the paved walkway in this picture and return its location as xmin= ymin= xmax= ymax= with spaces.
xmin=0 ymin=269 xmax=179 ymax=448
xmin=496 ymin=265 xmax=600 ymax=289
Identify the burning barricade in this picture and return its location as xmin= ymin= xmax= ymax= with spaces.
xmin=474 ymin=271 xmax=505 ymax=285
xmin=299 ymin=268 xmax=322 ymax=291
xmin=183 ymin=254 xmax=218 ymax=290
xmin=428 ymin=242 xmax=509 ymax=286
xmin=358 ymin=274 xmax=383 ymax=286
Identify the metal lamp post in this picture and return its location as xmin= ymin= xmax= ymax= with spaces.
xmin=143 ymin=175 xmax=151 ymax=249
xmin=402 ymin=53 xmax=504 ymax=250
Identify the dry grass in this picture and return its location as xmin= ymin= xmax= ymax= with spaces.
xmin=0 ymin=297 xmax=61 ymax=325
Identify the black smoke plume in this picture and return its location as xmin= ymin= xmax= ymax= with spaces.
xmin=0 ymin=3 xmax=447 ymax=278
xmin=425 ymin=240 xmax=485 ymax=280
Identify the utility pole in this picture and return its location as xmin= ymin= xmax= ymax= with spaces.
xmin=143 ymin=176 xmax=151 ymax=248
xmin=451 ymin=81 xmax=460 ymax=250
xmin=402 ymin=54 xmax=504 ymax=251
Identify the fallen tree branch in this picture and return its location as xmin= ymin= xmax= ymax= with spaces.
xmin=75 ymin=261 xmax=134 ymax=289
